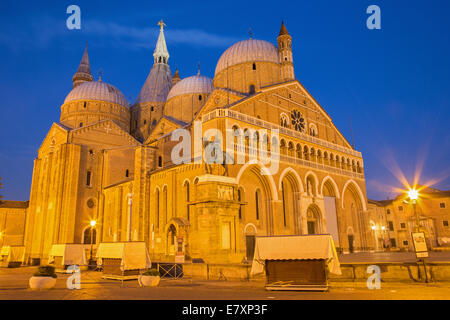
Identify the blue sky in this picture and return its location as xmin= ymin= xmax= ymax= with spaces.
xmin=0 ymin=0 xmax=449 ymax=201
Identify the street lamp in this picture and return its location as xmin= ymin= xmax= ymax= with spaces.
xmin=89 ymin=220 xmax=96 ymax=269
xmin=405 ymin=187 xmax=428 ymax=283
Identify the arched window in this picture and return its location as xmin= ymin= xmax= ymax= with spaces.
xmin=255 ymin=189 xmax=261 ymax=220
xmin=280 ymin=114 xmax=289 ymax=128
xmin=86 ymin=170 xmax=92 ymax=187
xmin=83 ymin=102 xmax=87 ymax=108
xmin=158 ymin=156 xmax=162 ymax=167
xmin=184 ymin=182 xmax=190 ymax=220
xmin=252 ymin=63 xmax=256 ymax=70
xmin=249 ymin=84 xmax=255 ymax=95
xmin=155 ymin=189 xmax=160 ymax=228
xmin=288 ymin=141 xmax=294 ymax=157
xmin=237 ymin=188 xmax=243 ymax=220
xmin=163 ymin=186 xmax=168 ymax=224
xmin=280 ymin=139 xmax=286 ymax=155
xmin=303 ymin=146 xmax=309 ymax=160
xmin=125 ymin=169 xmax=129 ymax=178
xmin=296 ymin=144 xmax=302 ymax=158
xmin=198 ymin=95 xmax=202 ymax=101
xmin=281 ymin=181 xmax=287 ymax=227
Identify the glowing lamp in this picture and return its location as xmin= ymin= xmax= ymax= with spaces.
xmin=90 ymin=220 xmax=96 ymax=227
xmin=407 ymin=188 xmax=419 ymax=201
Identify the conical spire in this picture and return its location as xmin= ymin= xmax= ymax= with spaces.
xmin=172 ymin=68 xmax=181 ymax=85
xmin=153 ymin=20 xmax=170 ymax=64
xmin=72 ymin=44 xmax=93 ymax=88
xmin=278 ymin=21 xmax=290 ymax=36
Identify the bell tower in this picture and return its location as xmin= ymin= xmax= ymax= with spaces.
xmin=277 ymin=21 xmax=295 ymax=81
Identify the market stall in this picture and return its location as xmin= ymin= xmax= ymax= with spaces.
xmin=48 ymin=244 xmax=88 ymax=271
xmin=251 ymin=234 xmax=341 ymax=291
xmin=0 ymin=246 xmax=25 ymax=268
xmin=96 ymin=242 xmax=151 ymax=280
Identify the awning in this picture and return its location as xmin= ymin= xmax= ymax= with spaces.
xmin=96 ymin=242 xmax=151 ymax=271
xmin=48 ymin=244 xmax=87 ymax=266
xmin=250 ymin=234 xmax=341 ymax=276
xmin=0 ymin=246 xmax=25 ymax=263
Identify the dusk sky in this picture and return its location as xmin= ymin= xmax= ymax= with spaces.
xmin=0 ymin=0 xmax=449 ymax=201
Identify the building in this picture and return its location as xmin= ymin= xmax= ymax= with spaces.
xmin=368 ymin=186 xmax=450 ymax=251
xmin=0 ymin=201 xmax=28 ymax=247
xmin=9 ymin=21 xmax=376 ymax=265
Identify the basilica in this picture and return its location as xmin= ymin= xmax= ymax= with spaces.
xmin=21 ymin=21 xmax=373 ymax=265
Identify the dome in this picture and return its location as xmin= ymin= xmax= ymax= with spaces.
xmin=215 ymin=39 xmax=279 ymax=76
xmin=135 ymin=60 xmax=172 ymax=105
xmin=166 ymin=74 xmax=213 ymax=101
xmin=64 ymin=80 xmax=128 ymax=107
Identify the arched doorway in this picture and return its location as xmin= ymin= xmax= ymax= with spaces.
xmin=167 ymin=224 xmax=176 ymax=256
xmin=306 ymin=205 xmax=322 ymax=234
xmin=280 ymin=169 xmax=302 ymax=234
xmin=244 ymin=224 xmax=257 ymax=261
xmin=342 ymin=181 xmax=367 ymax=251
xmin=347 ymin=226 xmax=355 ymax=253
xmin=83 ymin=226 xmax=96 ymax=244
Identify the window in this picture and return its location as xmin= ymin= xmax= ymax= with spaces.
xmin=151 ymin=106 xmax=154 ymax=112
xmin=444 ymin=221 xmax=449 ymax=227
xmin=252 ymin=63 xmax=256 ymax=70
xmin=83 ymin=102 xmax=87 ymax=108
xmin=125 ymin=169 xmax=129 ymax=178
xmin=89 ymin=149 xmax=94 ymax=156
xmin=400 ymin=223 xmax=406 ymax=229
xmin=387 ymin=209 xmax=391 ymax=214
xmin=158 ymin=156 xmax=162 ymax=167
xmin=86 ymin=171 xmax=92 ymax=187
xmin=79 ymin=122 xmax=83 ymax=128
xmin=388 ymin=221 xmax=394 ymax=231
xmin=143 ymin=120 xmax=146 ymax=125
xmin=281 ymin=181 xmax=287 ymax=227
xmin=390 ymin=238 xmax=397 ymax=247
xmin=403 ymin=240 xmax=409 ymax=246
xmin=255 ymin=189 xmax=261 ymax=220
xmin=398 ymin=206 xmax=403 ymax=211
xmin=440 ymin=202 xmax=446 ymax=209
xmin=199 ymin=95 xmax=202 ymax=101
xmin=249 ymin=85 xmax=255 ymax=95
xmin=237 ymin=189 xmax=242 ymax=219
xmin=280 ymin=114 xmax=289 ymax=128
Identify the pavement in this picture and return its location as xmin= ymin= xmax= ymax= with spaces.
xmin=0 ymin=267 xmax=449 ymax=300
xmin=338 ymin=251 xmax=450 ymax=263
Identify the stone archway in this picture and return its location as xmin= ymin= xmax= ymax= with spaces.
xmin=306 ymin=204 xmax=322 ymax=234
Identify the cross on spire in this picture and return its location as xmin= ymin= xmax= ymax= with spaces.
xmin=158 ymin=19 xmax=166 ymax=31
xmin=98 ymin=68 xmax=103 ymax=81
xmin=248 ymin=28 xmax=254 ymax=39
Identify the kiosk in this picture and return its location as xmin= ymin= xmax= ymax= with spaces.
xmin=251 ymin=234 xmax=341 ymax=291
xmin=96 ymin=242 xmax=151 ymax=280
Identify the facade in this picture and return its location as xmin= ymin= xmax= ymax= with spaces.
xmin=0 ymin=201 xmax=28 ymax=247
xmin=11 ymin=21 xmax=378 ymax=265
xmin=368 ymin=187 xmax=450 ymax=251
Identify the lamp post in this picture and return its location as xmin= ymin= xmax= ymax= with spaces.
xmin=405 ymin=188 xmax=428 ymax=283
xmin=89 ymin=220 xmax=96 ymax=269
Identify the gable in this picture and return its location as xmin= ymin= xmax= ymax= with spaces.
xmin=145 ymin=117 xmax=183 ymax=144
xmin=37 ymin=123 xmax=69 ymax=157
xmin=227 ymin=80 xmax=353 ymax=149
xmin=194 ymin=88 xmax=245 ymax=121
xmin=69 ymin=120 xmax=141 ymax=148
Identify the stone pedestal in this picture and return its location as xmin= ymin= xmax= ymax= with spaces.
xmin=189 ymin=175 xmax=242 ymax=263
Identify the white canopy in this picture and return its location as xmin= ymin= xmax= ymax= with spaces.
xmin=48 ymin=244 xmax=87 ymax=266
xmin=96 ymin=242 xmax=151 ymax=271
xmin=250 ymin=234 xmax=342 ymax=276
xmin=0 ymin=246 xmax=25 ymax=263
